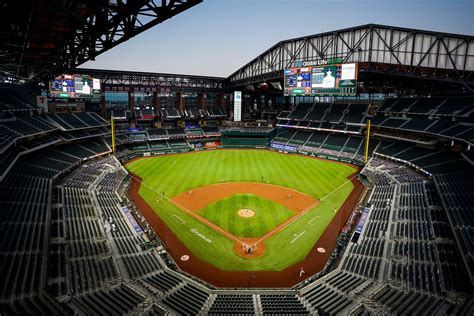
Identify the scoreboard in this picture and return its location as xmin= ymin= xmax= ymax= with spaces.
xmin=284 ymin=61 xmax=358 ymax=96
xmin=49 ymin=74 xmax=75 ymax=98
xmin=49 ymin=74 xmax=101 ymax=99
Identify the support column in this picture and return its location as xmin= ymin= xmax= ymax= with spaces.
xmin=128 ymin=87 xmax=135 ymax=120
xmin=176 ymin=92 xmax=184 ymax=112
xmin=100 ymin=83 xmax=106 ymax=118
xmin=152 ymin=90 xmax=160 ymax=128
xmin=198 ymin=93 xmax=207 ymax=110
xmin=218 ymin=93 xmax=226 ymax=111
xmin=152 ymin=91 xmax=160 ymax=111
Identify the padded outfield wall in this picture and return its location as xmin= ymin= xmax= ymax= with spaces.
xmin=124 ymin=148 xmax=365 ymax=287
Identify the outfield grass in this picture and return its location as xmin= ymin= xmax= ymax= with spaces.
xmin=196 ymin=194 xmax=294 ymax=238
xmin=126 ymin=149 xmax=357 ymax=271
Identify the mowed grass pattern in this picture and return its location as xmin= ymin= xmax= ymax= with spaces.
xmin=197 ymin=194 xmax=294 ymax=238
xmin=126 ymin=149 xmax=357 ymax=271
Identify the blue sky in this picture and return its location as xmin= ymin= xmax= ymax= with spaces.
xmin=81 ymin=0 xmax=474 ymax=77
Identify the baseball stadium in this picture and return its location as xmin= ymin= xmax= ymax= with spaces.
xmin=0 ymin=0 xmax=473 ymax=315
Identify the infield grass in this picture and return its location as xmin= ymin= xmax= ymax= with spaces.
xmin=197 ymin=194 xmax=294 ymax=238
xmin=125 ymin=149 xmax=357 ymax=271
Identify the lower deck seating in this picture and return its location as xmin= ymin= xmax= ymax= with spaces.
xmin=208 ymin=294 xmax=255 ymax=315
xmin=0 ymin=295 xmax=70 ymax=315
xmin=353 ymin=159 xmax=472 ymax=295
xmin=321 ymin=134 xmax=349 ymax=151
xmin=0 ymin=174 xmax=52 ymax=299
xmin=272 ymin=127 xmax=371 ymax=163
xmin=1 ymin=113 xmax=473 ymax=315
xmin=163 ymin=284 xmax=209 ymax=315
xmin=303 ymin=283 xmax=354 ymax=315
xmin=273 ymin=129 xmax=295 ymax=143
xmin=260 ymin=294 xmax=309 ymax=315
xmin=434 ymin=170 xmax=474 ymax=282
xmin=70 ymin=285 xmax=146 ymax=315
xmin=141 ymin=271 xmax=182 ymax=293
xmin=366 ymin=285 xmax=460 ymax=315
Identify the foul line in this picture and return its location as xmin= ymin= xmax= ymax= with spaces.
xmin=251 ymin=173 xmax=359 ymax=248
xmin=308 ymin=216 xmax=322 ymax=225
xmin=171 ymin=214 xmax=185 ymax=224
xmin=290 ymin=231 xmax=306 ymax=243
xmin=130 ymin=175 xmax=245 ymax=246
xmin=319 ymin=173 xmax=359 ymax=202
xmin=130 ymin=172 xmax=358 ymax=249
xmin=251 ymin=199 xmax=320 ymax=247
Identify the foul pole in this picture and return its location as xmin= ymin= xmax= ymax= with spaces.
xmin=364 ymin=119 xmax=371 ymax=164
xmin=111 ymin=115 xmax=116 ymax=154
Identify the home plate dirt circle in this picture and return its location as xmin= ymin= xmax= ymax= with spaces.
xmin=238 ymin=209 xmax=255 ymax=218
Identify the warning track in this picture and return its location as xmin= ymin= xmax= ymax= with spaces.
xmin=127 ymin=168 xmax=364 ymax=287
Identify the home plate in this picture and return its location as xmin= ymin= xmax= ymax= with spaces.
xmin=317 ymin=247 xmax=326 ymax=253
xmin=180 ymin=255 xmax=190 ymax=261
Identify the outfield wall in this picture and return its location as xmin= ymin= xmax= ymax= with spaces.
xmin=221 ymin=137 xmax=269 ymax=147
xmin=120 ymin=146 xmax=366 ymax=168
xmin=125 ymin=152 xmax=365 ymax=288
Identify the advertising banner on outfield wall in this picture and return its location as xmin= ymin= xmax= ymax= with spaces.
xmin=205 ymin=141 xmax=221 ymax=148
xmin=233 ymin=91 xmax=242 ymax=122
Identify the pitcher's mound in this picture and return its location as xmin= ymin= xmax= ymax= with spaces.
xmin=238 ymin=209 xmax=255 ymax=218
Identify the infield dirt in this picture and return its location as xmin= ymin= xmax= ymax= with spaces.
xmin=127 ymin=167 xmax=364 ymax=287
xmin=172 ymin=181 xmax=319 ymax=257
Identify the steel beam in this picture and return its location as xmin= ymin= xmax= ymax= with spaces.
xmin=226 ymin=24 xmax=474 ymax=90
xmin=0 ymin=0 xmax=203 ymax=81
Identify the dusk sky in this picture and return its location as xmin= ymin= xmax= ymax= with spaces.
xmin=81 ymin=0 xmax=474 ymax=78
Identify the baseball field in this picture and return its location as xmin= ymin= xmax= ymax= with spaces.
xmin=125 ymin=149 xmax=359 ymax=275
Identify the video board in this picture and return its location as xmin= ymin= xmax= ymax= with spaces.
xmin=49 ymin=74 xmax=75 ymax=98
xmin=49 ymin=74 xmax=101 ymax=99
xmin=284 ymin=62 xmax=357 ymax=96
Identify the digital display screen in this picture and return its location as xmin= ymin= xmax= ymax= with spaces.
xmin=74 ymin=75 xmax=93 ymax=96
xmin=286 ymin=75 xmax=297 ymax=87
xmin=49 ymin=74 xmax=75 ymax=98
xmin=49 ymin=74 xmax=101 ymax=99
xmin=284 ymin=63 xmax=357 ymax=96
